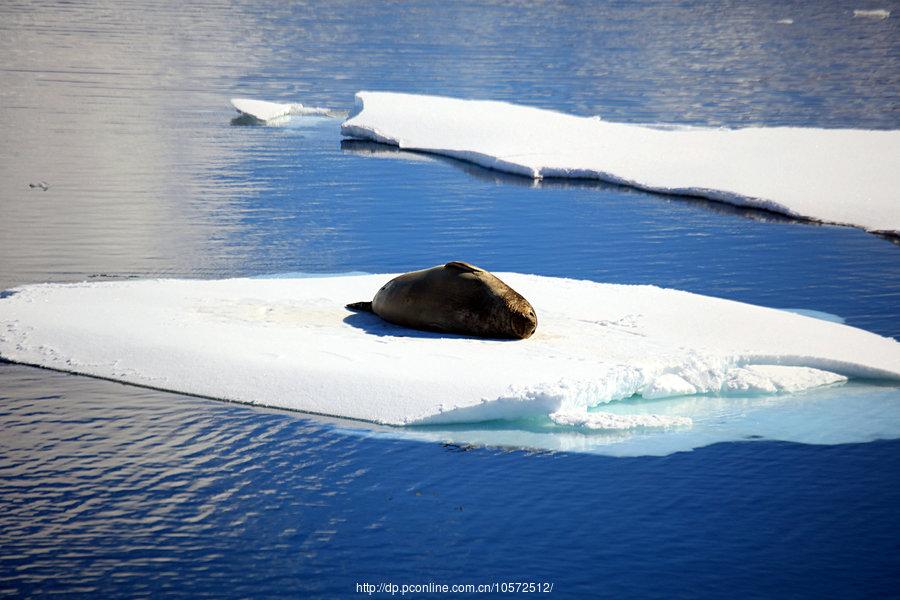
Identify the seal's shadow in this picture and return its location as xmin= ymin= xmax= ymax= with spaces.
xmin=343 ymin=311 xmax=514 ymax=341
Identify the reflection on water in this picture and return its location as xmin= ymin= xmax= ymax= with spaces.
xmin=1 ymin=0 xmax=899 ymax=596
xmin=0 ymin=1 xmax=276 ymax=286
xmin=340 ymin=138 xmax=813 ymax=226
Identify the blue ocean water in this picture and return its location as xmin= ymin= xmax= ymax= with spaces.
xmin=1 ymin=0 xmax=899 ymax=597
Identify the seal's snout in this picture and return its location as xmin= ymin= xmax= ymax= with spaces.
xmin=511 ymin=304 xmax=538 ymax=340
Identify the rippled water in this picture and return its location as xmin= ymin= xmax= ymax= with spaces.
xmin=1 ymin=0 xmax=899 ymax=597
xmin=3 ymin=364 xmax=900 ymax=599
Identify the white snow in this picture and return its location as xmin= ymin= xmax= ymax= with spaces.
xmin=641 ymin=364 xmax=847 ymax=399
xmin=1 ymin=274 xmax=898 ymax=438
xmin=231 ymin=98 xmax=335 ymax=122
xmin=341 ymin=92 xmax=900 ymax=235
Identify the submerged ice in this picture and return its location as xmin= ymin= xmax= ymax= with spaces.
xmin=341 ymin=92 xmax=900 ymax=235
xmin=1 ymin=273 xmax=898 ymax=455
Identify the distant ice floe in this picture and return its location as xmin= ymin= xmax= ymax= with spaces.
xmin=230 ymin=98 xmax=342 ymax=123
xmin=1 ymin=274 xmax=898 ymax=454
xmin=853 ymin=9 xmax=890 ymax=19
xmin=341 ymin=92 xmax=900 ymax=236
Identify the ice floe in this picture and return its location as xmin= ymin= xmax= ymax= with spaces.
xmin=853 ymin=9 xmax=890 ymax=19
xmin=341 ymin=92 xmax=900 ymax=235
xmin=1 ymin=274 xmax=897 ymax=441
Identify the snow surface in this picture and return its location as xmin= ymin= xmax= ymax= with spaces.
xmin=1 ymin=274 xmax=898 ymax=437
xmin=341 ymin=92 xmax=900 ymax=235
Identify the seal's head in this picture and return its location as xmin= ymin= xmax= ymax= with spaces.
xmin=433 ymin=261 xmax=537 ymax=340
xmin=512 ymin=302 xmax=538 ymax=339
xmin=495 ymin=287 xmax=537 ymax=340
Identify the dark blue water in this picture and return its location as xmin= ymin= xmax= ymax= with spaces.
xmin=2 ymin=365 xmax=899 ymax=598
xmin=1 ymin=0 xmax=899 ymax=597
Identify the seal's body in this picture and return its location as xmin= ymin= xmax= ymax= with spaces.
xmin=347 ymin=262 xmax=537 ymax=339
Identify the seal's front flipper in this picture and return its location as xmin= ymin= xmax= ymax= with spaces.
xmin=444 ymin=261 xmax=483 ymax=273
xmin=346 ymin=301 xmax=374 ymax=313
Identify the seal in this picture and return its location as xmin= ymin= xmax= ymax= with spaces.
xmin=346 ymin=261 xmax=537 ymax=339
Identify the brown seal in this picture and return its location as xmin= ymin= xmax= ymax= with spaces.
xmin=346 ymin=262 xmax=537 ymax=339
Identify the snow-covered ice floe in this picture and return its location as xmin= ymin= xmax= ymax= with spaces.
xmin=341 ymin=92 xmax=900 ymax=235
xmin=231 ymin=98 xmax=342 ymax=123
xmin=1 ymin=273 xmax=898 ymax=453
xmin=853 ymin=9 xmax=890 ymax=19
